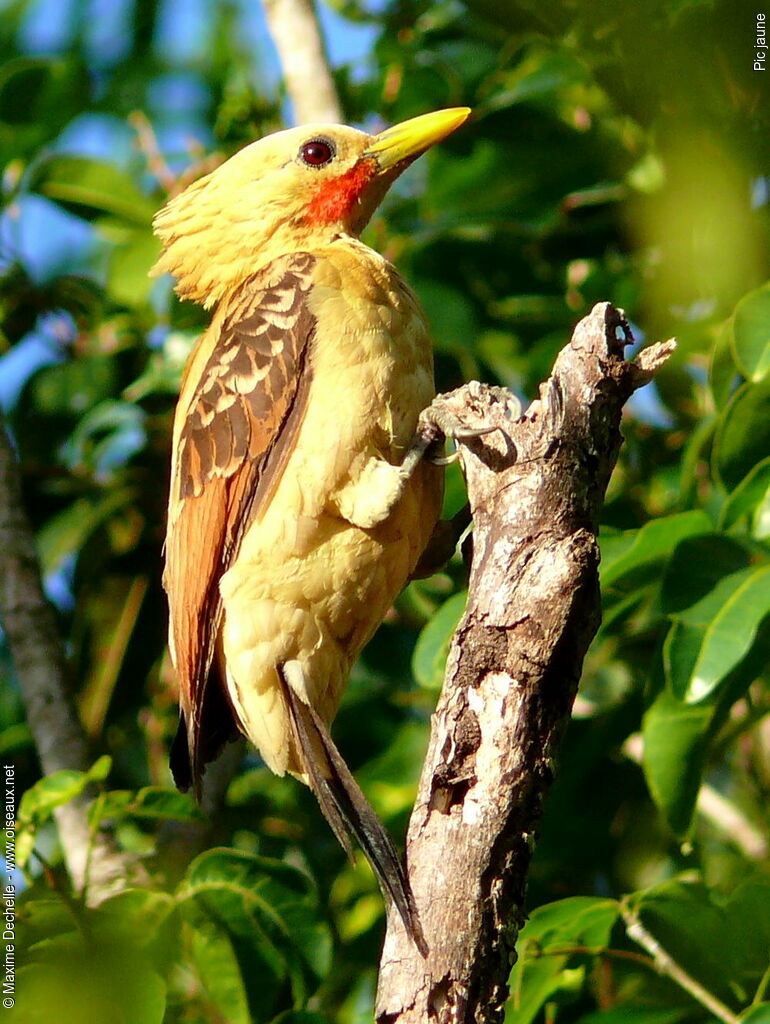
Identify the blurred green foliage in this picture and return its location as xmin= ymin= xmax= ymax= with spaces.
xmin=2 ymin=0 xmax=769 ymax=1021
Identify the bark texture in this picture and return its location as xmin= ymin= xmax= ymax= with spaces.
xmin=376 ymin=303 xmax=675 ymax=1023
xmin=0 ymin=415 xmax=136 ymax=900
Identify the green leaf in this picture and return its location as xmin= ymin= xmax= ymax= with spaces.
xmin=642 ymin=689 xmax=713 ymax=836
xmin=708 ymin=319 xmax=739 ymax=410
xmin=599 ymin=511 xmax=712 ymax=588
xmin=29 ymin=155 xmax=156 ymax=226
xmin=176 ymin=848 xmax=332 ymax=1011
xmin=123 ymin=330 xmax=196 ymax=401
xmin=412 ymin=279 xmax=479 ymax=354
xmin=508 ymin=898 xmax=620 ymax=1024
xmin=0 ymin=57 xmax=90 ymax=157
xmin=37 ymin=490 xmax=134 ymax=576
xmin=19 ymin=757 xmax=110 ymax=822
xmin=659 ymin=534 xmax=751 ymax=615
xmin=522 ymin=896 xmax=620 ymax=948
xmin=125 ymin=786 xmax=205 ymax=822
xmin=358 ymin=720 xmax=429 ymax=812
xmin=412 ymin=590 xmax=467 ymax=688
xmin=16 ymin=933 xmax=167 ymax=1024
xmin=95 ymin=890 xmax=176 ymax=948
xmin=31 ymin=354 xmax=118 ymax=416
xmin=0 ymin=722 xmax=33 ymax=757
xmin=720 ymin=881 xmax=770 ymax=989
xmin=16 ymin=757 xmax=110 ymax=868
xmin=190 ymin=918 xmax=252 ymax=1024
xmin=686 ymin=564 xmax=770 ymax=701
xmin=271 ymin=1013 xmax=332 ymax=1023
xmin=667 ymin=565 xmax=770 ymax=703
xmin=61 ymin=399 xmax=146 ymax=479
xmin=677 ymin=415 xmax=716 ymax=508
xmin=105 ymin=226 xmax=161 ymax=306
xmin=92 ymin=786 xmax=204 ymax=826
xmin=574 ymin=1010 xmax=687 ymax=1024
xmin=715 ymin=375 xmax=770 ymax=491
xmin=732 ymin=283 xmax=770 ymax=382
xmin=719 ymin=458 xmax=770 ymax=530
xmin=90 ymin=789 xmax=134 ymax=823
xmin=739 ymin=1005 xmax=770 ymax=1024
xmin=441 ymin=457 xmax=468 ymax=519
xmin=0 ymin=58 xmax=64 ymax=126
xmin=88 ymin=754 xmax=112 ymax=781
xmin=506 ymin=952 xmax=566 ymax=1024
xmin=662 ymin=620 xmax=701 ymax=695
xmin=483 ymin=51 xmax=588 ymax=111
xmin=14 ymin=895 xmax=75 ymax=952
xmin=633 ymin=880 xmax=738 ymax=1002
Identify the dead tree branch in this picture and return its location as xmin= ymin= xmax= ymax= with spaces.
xmin=376 ymin=303 xmax=676 ymax=1023
xmin=0 ymin=414 xmax=140 ymax=901
xmin=262 ymin=0 xmax=342 ymax=124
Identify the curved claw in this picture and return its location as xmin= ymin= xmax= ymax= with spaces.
xmin=428 ymin=448 xmax=461 ymax=466
xmin=447 ymin=423 xmax=498 ymax=440
xmin=402 ymin=389 xmax=512 ymax=477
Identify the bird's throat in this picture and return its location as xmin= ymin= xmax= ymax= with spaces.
xmin=305 ymin=158 xmax=378 ymax=225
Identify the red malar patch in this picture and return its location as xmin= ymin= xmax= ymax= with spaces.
xmin=305 ymin=159 xmax=377 ymax=224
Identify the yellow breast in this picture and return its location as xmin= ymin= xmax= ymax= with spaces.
xmin=218 ymin=238 xmax=442 ymax=776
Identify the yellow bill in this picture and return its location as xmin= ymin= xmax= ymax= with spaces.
xmin=365 ymin=107 xmax=471 ymax=171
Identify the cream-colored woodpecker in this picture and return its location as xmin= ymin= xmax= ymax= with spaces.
xmin=153 ymin=108 xmax=470 ymax=946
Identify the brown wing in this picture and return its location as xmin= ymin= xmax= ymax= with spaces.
xmin=164 ymin=251 xmax=318 ymax=792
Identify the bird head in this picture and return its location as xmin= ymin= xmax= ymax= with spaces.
xmin=152 ymin=108 xmax=470 ymax=308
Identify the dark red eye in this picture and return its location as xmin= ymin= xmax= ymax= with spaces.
xmin=300 ymin=138 xmax=335 ymax=167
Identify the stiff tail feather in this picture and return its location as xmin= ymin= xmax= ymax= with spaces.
xmin=281 ymin=671 xmax=427 ymax=955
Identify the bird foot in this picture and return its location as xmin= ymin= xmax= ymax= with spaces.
xmin=401 ymin=388 xmax=517 ymax=476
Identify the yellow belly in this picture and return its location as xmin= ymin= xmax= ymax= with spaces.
xmin=218 ymin=240 xmax=442 ymax=776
